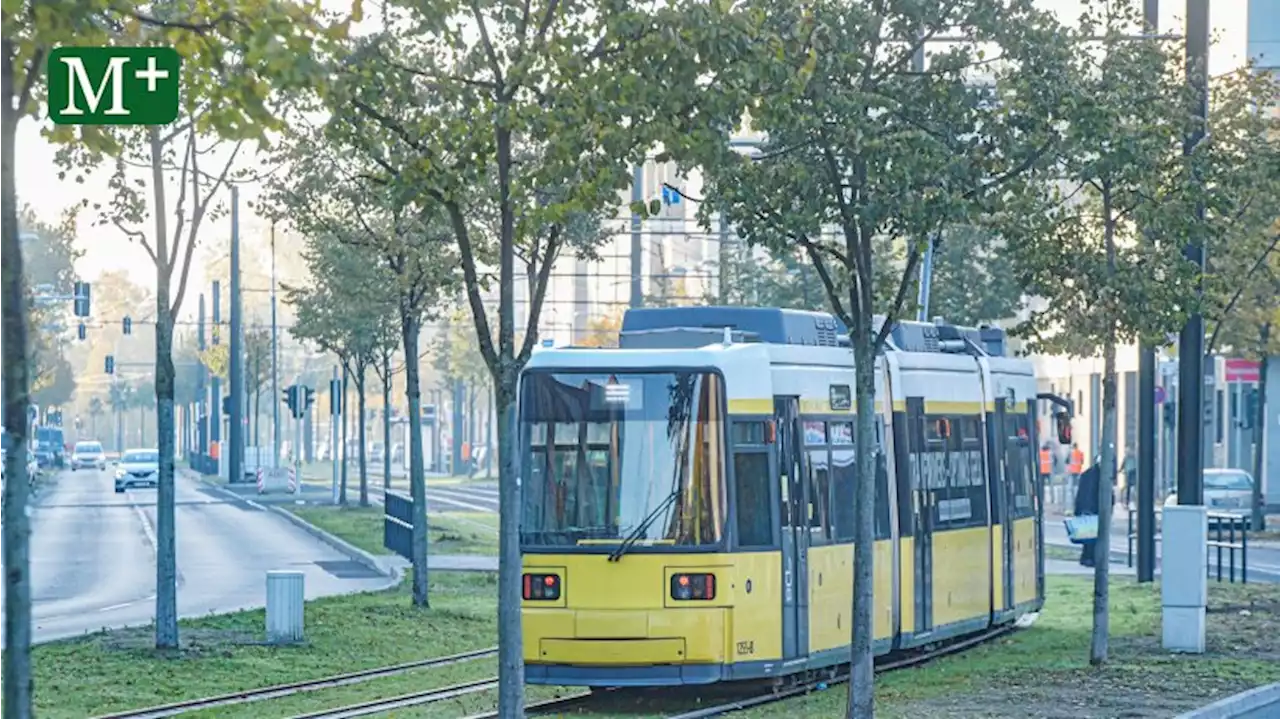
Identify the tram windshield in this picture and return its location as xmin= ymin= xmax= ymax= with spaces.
xmin=519 ymin=370 xmax=728 ymax=549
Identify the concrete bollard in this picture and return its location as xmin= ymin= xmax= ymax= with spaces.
xmin=266 ymin=570 xmax=305 ymax=643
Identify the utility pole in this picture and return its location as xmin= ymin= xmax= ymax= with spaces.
xmin=271 ymin=221 xmax=281 ymax=470
xmin=197 ymin=293 xmax=207 ymax=469
xmin=629 ymin=164 xmax=644 ymax=309
xmin=228 ymin=186 xmax=244 ymax=484
xmin=1136 ymin=0 xmax=1160 ymax=584
xmin=1176 ymin=0 xmax=1209 ymax=507
xmin=211 ymin=281 xmax=222 ymax=462
xmin=331 ymin=367 xmax=340 ymax=505
xmin=909 ymin=43 xmax=940 ymax=324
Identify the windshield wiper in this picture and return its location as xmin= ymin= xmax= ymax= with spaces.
xmin=608 ymin=489 xmax=681 ymax=562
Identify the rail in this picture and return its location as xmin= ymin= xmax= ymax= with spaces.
xmin=1126 ymin=508 xmax=1249 ymax=583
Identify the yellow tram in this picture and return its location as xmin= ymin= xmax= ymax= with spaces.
xmin=519 ymin=307 xmax=1058 ymax=686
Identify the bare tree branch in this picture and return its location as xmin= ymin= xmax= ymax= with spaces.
xmin=445 ymin=202 xmax=499 ymax=371
xmin=517 ymin=224 xmax=562 ymax=365
xmin=171 ymin=140 xmax=243 ymax=317
xmin=114 ymin=219 xmax=158 ymax=264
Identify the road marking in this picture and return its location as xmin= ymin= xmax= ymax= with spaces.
xmin=245 ymin=499 xmax=267 ymax=511
xmin=131 ymin=502 xmax=158 ymax=554
xmin=97 ymin=602 xmax=133 ymax=612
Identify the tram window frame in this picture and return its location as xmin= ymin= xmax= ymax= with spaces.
xmin=730 ymin=420 xmax=776 ymax=550
xmin=825 ymin=419 xmax=892 ymax=543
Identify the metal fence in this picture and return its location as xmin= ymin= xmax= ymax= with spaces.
xmin=1126 ymin=509 xmax=1250 ymax=583
xmin=384 ymin=490 xmax=413 ymax=561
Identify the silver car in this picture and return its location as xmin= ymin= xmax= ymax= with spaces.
xmin=71 ymin=441 xmax=107 ymax=471
xmin=1164 ymin=468 xmax=1256 ymax=529
xmin=114 ymin=449 xmax=160 ymax=492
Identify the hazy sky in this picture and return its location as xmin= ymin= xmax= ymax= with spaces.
xmin=15 ymin=0 xmax=1254 ymax=322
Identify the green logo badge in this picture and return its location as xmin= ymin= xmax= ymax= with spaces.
xmin=48 ymin=47 xmax=181 ymax=126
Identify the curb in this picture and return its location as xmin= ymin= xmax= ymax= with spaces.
xmin=266 ymin=503 xmax=402 ymax=582
xmin=197 ymin=477 xmax=399 ymax=582
xmin=1176 ymin=683 xmax=1280 ymax=719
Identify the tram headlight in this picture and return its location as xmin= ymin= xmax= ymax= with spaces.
xmin=522 ymin=573 xmax=561 ymax=600
xmin=670 ymin=573 xmax=716 ymax=601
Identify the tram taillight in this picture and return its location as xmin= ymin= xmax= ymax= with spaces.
xmin=523 ymin=573 xmax=561 ymax=600
xmin=670 ymin=573 xmax=716 ymax=601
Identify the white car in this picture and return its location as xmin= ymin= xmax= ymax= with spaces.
xmin=71 ymin=440 xmax=107 ymax=471
xmin=114 ymin=449 xmax=160 ymax=493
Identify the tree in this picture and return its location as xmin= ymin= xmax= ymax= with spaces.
xmin=271 ymin=106 xmax=457 ymax=606
xmin=108 ymin=381 xmax=134 ymax=453
xmin=88 ymin=396 xmax=105 ymax=441
xmin=21 ymin=208 xmax=83 ymax=407
xmin=31 ymin=355 xmax=75 ymax=408
xmin=369 ymin=309 xmax=402 ymax=490
xmin=716 ymin=246 xmax=831 ymax=311
xmin=47 ymin=2 xmax=355 ymax=652
xmin=325 ymin=6 xmax=714 ymax=705
xmin=1002 ymin=1 xmax=1279 ymax=665
xmin=200 ymin=327 xmax=271 ymax=444
xmin=922 ymin=226 xmax=1024 ymax=326
xmin=579 ymin=310 xmax=623 ymax=348
xmin=667 ymin=1 xmax=1073 ymax=714
xmin=280 ymin=220 xmax=409 ymax=508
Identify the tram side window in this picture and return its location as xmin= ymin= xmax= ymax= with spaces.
xmin=1006 ymin=414 xmax=1036 ymax=519
xmin=829 ymin=422 xmax=891 ymax=542
xmin=923 ymin=413 xmax=988 ymax=530
xmin=733 ymin=451 xmax=773 ymax=547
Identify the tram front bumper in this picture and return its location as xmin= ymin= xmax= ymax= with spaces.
xmin=523 ymin=607 xmax=729 ymax=685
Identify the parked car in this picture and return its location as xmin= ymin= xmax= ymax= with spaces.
xmin=114 ymin=449 xmax=160 ymax=493
xmin=1163 ymin=468 xmax=1256 ymax=529
xmin=71 ymin=440 xmax=107 ymax=471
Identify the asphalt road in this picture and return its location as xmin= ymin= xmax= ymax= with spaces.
xmin=5 ymin=466 xmax=395 ymax=645
xmin=1045 ymin=510 xmax=1280 ymax=583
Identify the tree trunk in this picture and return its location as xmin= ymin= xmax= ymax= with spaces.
xmin=357 ymin=362 xmax=369 ymax=508
xmin=2 ymin=36 xmax=35 ymax=716
xmin=383 ymin=352 xmax=392 ymax=490
xmin=1092 ymin=335 xmax=1118 ymax=665
xmin=116 ymin=408 xmax=123 ymax=453
xmin=148 ymin=126 xmax=180 ymax=650
xmin=485 ymin=385 xmax=493 ymax=478
xmin=340 ymin=363 xmax=349 ymax=505
xmin=495 ymin=369 xmax=524 ymax=713
xmin=1091 ymin=190 xmax=1118 ymax=666
xmin=1252 ymin=342 xmax=1269 ymax=532
xmin=401 ymin=312 xmax=429 ymax=607
xmin=845 ymin=331 xmax=877 ymax=719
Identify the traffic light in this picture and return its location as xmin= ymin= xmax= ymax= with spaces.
xmin=329 ymin=379 xmax=341 ymax=416
xmin=1054 ymin=411 xmax=1072 ymax=445
xmin=123 ymin=316 xmax=132 ymax=335
xmin=73 ymin=281 xmax=91 ymax=317
xmin=1163 ymin=401 xmax=1176 ymax=427
xmin=77 ymin=323 xmax=86 ymax=340
xmin=222 ymin=395 xmax=231 ymax=416
xmin=284 ymin=385 xmax=298 ymax=418
xmin=303 ymin=387 xmax=315 ymax=416
xmin=104 ymin=355 xmax=115 ymax=374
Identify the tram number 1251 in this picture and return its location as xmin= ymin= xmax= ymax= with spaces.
xmin=736 ymin=640 xmax=755 ymax=656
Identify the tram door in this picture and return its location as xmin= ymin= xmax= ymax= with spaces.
xmin=774 ymin=396 xmax=809 ymax=659
xmin=993 ymin=399 xmax=1015 ymax=613
xmin=905 ymin=397 xmax=934 ymax=634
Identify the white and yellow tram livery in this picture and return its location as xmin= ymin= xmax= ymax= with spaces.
xmin=519 ymin=307 xmax=1050 ymax=686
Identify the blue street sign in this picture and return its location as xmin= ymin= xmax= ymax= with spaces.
xmin=660 ymin=185 xmax=681 ymax=206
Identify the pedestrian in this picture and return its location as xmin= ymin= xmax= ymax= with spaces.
xmin=1120 ymin=447 xmax=1136 ymax=509
xmin=1073 ymin=461 xmax=1101 ymax=567
xmin=1067 ymin=442 xmax=1084 ymax=498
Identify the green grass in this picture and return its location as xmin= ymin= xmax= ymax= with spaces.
xmin=29 ymin=572 xmax=501 ymax=719
xmin=532 ymin=577 xmax=1279 ymax=719
xmin=290 ymin=505 xmax=499 ymax=557
xmin=739 ymin=577 xmax=1280 ymax=719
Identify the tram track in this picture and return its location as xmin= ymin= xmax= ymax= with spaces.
xmin=460 ymin=621 xmax=1025 ymax=719
xmin=90 ymin=647 xmax=498 ymax=719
